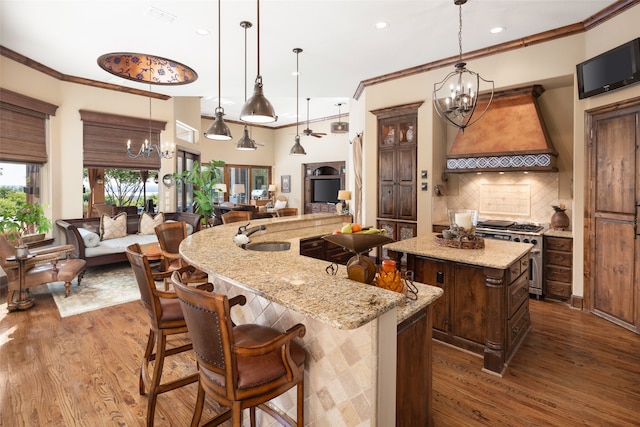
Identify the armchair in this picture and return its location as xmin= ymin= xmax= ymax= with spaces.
xmin=0 ymin=233 xmax=86 ymax=310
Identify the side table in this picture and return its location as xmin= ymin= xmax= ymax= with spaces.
xmin=6 ymin=253 xmax=36 ymax=312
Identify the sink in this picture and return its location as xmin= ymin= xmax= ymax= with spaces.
xmin=245 ymin=241 xmax=291 ymax=252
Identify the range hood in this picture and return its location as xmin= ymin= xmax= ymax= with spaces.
xmin=445 ymin=85 xmax=558 ymax=173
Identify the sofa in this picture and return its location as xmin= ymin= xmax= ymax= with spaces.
xmin=56 ymin=212 xmax=202 ymax=268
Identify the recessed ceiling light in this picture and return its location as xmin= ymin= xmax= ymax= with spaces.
xmin=375 ymin=22 xmax=389 ymax=30
xmin=490 ymin=26 xmax=506 ymax=34
xmin=195 ymin=28 xmax=210 ymax=36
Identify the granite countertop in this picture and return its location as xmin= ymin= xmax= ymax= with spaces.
xmin=544 ymin=229 xmax=573 ymax=238
xmin=180 ymin=214 xmax=443 ymax=330
xmin=384 ymin=232 xmax=533 ymax=269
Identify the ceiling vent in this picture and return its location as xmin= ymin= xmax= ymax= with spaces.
xmin=445 ymin=85 xmax=558 ymax=173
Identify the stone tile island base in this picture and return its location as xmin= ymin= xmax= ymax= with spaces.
xmin=212 ymin=277 xmax=397 ymax=427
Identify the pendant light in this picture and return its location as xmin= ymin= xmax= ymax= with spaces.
xmin=433 ymin=0 xmax=494 ymax=132
xmin=236 ymin=20 xmax=257 ymax=150
xmin=289 ymin=48 xmax=306 ymax=156
xmin=205 ymin=0 xmax=232 ymax=140
xmin=330 ymin=103 xmax=349 ymax=134
xmin=240 ymin=0 xmax=277 ymax=123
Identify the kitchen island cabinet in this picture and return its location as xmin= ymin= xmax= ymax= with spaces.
xmin=180 ymin=214 xmax=443 ymax=426
xmin=385 ymin=233 xmax=532 ymax=376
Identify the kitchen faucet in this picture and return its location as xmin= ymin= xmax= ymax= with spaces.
xmin=237 ymin=223 xmax=266 ymax=236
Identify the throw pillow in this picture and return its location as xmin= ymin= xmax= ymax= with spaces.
xmin=274 ymin=199 xmax=287 ymax=210
xmin=82 ymin=223 xmax=98 ymax=233
xmin=100 ymin=212 xmax=127 ymax=241
xmin=77 ymin=227 xmax=100 ymax=248
xmin=139 ymin=212 xmax=165 ymax=235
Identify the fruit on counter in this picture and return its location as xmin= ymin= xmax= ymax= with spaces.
xmin=351 ymin=223 xmax=363 ymax=232
xmin=332 ymin=229 xmax=342 ymax=234
xmin=341 ymin=223 xmax=353 ymax=234
xmin=354 ymin=228 xmax=385 ymax=235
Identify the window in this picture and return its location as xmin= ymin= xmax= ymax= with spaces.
xmin=175 ymin=120 xmax=197 ymax=144
xmin=176 ymin=149 xmax=200 ymax=212
xmin=223 ymin=165 xmax=271 ymax=205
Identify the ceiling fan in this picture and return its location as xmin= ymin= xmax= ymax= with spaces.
xmin=302 ymin=98 xmax=327 ymax=138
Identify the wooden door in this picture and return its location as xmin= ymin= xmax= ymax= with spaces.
xmin=587 ymin=101 xmax=640 ymax=333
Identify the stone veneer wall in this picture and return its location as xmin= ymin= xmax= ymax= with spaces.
xmin=433 ymin=172 xmax=573 ymax=229
xmin=211 ymin=277 xmax=378 ymax=427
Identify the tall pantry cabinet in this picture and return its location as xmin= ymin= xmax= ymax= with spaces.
xmin=372 ymin=102 xmax=422 ymax=261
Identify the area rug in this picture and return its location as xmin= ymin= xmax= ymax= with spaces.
xmin=47 ymin=262 xmax=140 ymax=317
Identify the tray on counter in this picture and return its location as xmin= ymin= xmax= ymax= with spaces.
xmin=322 ymin=233 xmax=395 ymax=254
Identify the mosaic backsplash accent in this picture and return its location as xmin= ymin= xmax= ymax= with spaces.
xmin=433 ymin=172 xmax=572 ymax=227
xmin=446 ymin=154 xmax=553 ymax=169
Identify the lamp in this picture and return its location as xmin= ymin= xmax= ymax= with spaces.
xmin=432 ymin=0 xmax=494 ymax=132
xmin=236 ymin=21 xmax=258 ymax=150
xmin=204 ymin=0 xmax=232 ymax=140
xmin=239 ymin=0 xmax=277 ymax=123
xmin=232 ymin=183 xmax=246 ymax=204
xmin=330 ymin=103 xmax=349 ymax=134
xmin=289 ymin=48 xmax=307 ymax=156
xmin=127 ymin=89 xmax=175 ymax=159
xmin=337 ymin=190 xmax=352 ymax=215
xmin=213 ymin=183 xmax=227 ymax=203
xmin=268 ymin=184 xmax=276 ymax=206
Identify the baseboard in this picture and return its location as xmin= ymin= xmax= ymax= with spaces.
xmin=570 ymin=295 xmax=584 ymax=310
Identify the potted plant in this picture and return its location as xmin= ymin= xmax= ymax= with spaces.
xmin=0 ymin=202 xmax=52 ymax=258
xmin=173 ymin=160 xmax=225 ymax=222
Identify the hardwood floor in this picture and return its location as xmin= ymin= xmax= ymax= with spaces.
xmin=1 ymin=290 xmax=639 ymax=426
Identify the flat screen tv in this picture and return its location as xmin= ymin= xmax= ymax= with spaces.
xmin=577 ymin=38 xmax=640 ymax=99
xmin=313 ymin=179 xmax=341 ymax=203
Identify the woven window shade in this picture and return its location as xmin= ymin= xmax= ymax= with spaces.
xmin=80 ymin=110 xmax=166 ymax=170
xmin=0 ymin=88 xmax=58 ymax=164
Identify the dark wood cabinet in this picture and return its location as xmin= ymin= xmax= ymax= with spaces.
xmin=544 ymin=236 xmax=572 ymax=300
xmin=303 ymin=161 xmax=345 ymax=214
xmin=372 ymin=102 xmax=422 ymax=263
xmin=396 ymin=306 xmax=433 ymax=427
xmin=299 ymin=236 xmax=352 ymax=265
xmin=409 ymin=253 xmax=531 ymax=373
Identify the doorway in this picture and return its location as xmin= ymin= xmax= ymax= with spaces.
xmin=585 ymin=98 xmax=640 ymax=334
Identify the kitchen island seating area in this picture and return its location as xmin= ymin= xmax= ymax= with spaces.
xmin=172 ymin=272 xmax=307 ymax=427
xmin=179 ymin=213 xmax=444 ymax=426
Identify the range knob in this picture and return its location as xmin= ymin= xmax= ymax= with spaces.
xmin=523 ymin=238 xmax=530 ymax=244
xmin=531 ymin=239 xmax=538 ymax=245
xmin=513 ymin=238 xmax=520 ymax=242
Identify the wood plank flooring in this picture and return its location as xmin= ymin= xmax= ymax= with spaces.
xmin=1 ymin=289 xmax=639 ymax=426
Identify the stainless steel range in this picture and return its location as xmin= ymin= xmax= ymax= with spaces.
xmin=475 ymin=220 xmax=546 ymax=297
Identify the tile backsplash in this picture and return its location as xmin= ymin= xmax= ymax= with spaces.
xmin=433 ymin=172 xmax=572 ymax=228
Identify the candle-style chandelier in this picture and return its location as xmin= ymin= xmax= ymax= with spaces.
xmin=126 ymin=92 xmax=175 ymax=159
xmin=433 ymin=0 xmax=494 ymax=132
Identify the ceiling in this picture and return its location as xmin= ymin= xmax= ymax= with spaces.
xmin=0 ymin=0 xmax=620 ymax=128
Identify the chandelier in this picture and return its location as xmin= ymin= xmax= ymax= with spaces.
xmin=433 ymin=0 xmax=494 ymax=132
xmin=127 ymin=92 xmax=175 ymax=159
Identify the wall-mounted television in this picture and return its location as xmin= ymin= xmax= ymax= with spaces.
xmin=577 ymin=38 xmax=640 ymax=99
xmin=312 ymin=179 xmax=341 ymax=203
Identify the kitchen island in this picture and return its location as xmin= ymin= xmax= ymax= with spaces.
xmin=385 ymin=233 xmax=533 ymax=376
xmin=180 ymin=214 xmax=443 ymax=426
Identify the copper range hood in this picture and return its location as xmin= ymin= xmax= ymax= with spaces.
xmin=445 ymin=85 xmax=558 ymax=173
